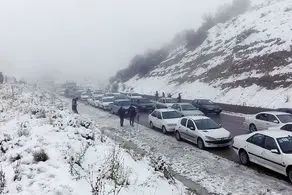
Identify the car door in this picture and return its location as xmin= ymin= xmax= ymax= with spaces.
xmin=261 ymin=135 xmax=285 ymax=174
xmin=177 ymin=118 xmax=188 ymax=139
xmin=156 ymin=111 xmax=163 ymax=128
xmin=266 ymin=114 xmax=280 ymax=128
xmin=150 ymin=111 xmax=157 ymax=127
xmin=254 ymin=114 xmax=268 ymax=130
xmin=246 ymin=133 xmax=266 ymax=165
xmin=186 ymin=119 xmax=197 ymax=143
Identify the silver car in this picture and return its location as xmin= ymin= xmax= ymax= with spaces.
xmin=110 ymin=99 xmax=131 ymax=115
xmin=171 ymin=103 xmax=204 ymax=116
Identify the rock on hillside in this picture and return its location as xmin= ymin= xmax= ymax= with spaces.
xmin=114 ymin=0 xmax=292 ymax=108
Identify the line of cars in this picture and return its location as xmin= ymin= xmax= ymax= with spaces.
xmin=85 ymin=92 xmax=292 ymax=183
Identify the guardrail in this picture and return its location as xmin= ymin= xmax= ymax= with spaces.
xmin=142 ymin=94 xmax=276 ymax=115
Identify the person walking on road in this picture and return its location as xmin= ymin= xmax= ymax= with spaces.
xmin=128 ymin=104 xmax=137 ymax=127
xmin=118 ymin=106 xmax=126 ymax=127
xmin=177 ymin=93 xmax=182 ymax=103
xmin=162 ymin=92 xmax=165 ymax=98
xmin=72 ymin=97 xmax=78 ymax=114
xmin=155 ymin=91 xmax=159 ymax=101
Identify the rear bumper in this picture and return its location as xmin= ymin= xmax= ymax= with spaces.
xmin=166 ymin=126 xmax=176 ymax=132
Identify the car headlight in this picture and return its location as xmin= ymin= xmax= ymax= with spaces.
xmin=205 ymin=136 xmax=216 ymax=141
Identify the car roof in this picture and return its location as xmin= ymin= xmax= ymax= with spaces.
xmin=114 ymin=99 xmax=130 ymax=102
xmin=258 ymin=111 xmax=291 ymax=115
xmin=258 ymin=130 xmax=292 ymax=138
xmin=174 ymin=103 xmax=193 ymax=105
xmin=184 ymin=115 xmax=210 ymax=120
xmin=154 ymin=108 xmax=177 ymax=112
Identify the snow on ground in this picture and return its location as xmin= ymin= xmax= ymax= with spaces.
xmin=0 ymin=84 xmax=187 ymax=195
xmin=78 ymin=103 xmax=292 ymax=195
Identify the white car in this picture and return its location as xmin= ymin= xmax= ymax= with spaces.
xmin=100 ymin=97 xmax=115 ymax=110
xmin=245 ymin=111 xmax=292 ymax=132
xmin=233 ymin=130 xmax=292 ymax=183
xmin=268 ymin=123 xmax=292 ymax=132
xmin=175 ymin=116 xmax=232 ymax=149
xmin=171 ymin=103 xmax=204 ymax=116
xmin=148 ymin=109 xmax=182 ymax=134
xmin=155 ymin=98 xmax=177 ymax=109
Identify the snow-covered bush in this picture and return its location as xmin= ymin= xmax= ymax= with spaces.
xmin=0 ymin=168 xmax=6 ymax=193
xmin=17 ymin=121 xmax=31 ymax=137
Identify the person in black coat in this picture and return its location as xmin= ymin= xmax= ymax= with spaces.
xmin=128 ymin=104 xmax=137 ymax=127
xmin=72 ymin=97 xmax=78 ymax=114
xmin=118 ymin=106 xmax=126 ymax=127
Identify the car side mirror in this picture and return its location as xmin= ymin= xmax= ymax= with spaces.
xmin=273 ymin=120 xmax=279 ymax=124
xmin=271 ymin=149 xmax=280 ymax=154
xmin=189 ymin=126 xmax=195 ymax=130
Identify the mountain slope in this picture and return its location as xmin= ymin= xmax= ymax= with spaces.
xmin=115 ymin=0 xmax=292 ymax=108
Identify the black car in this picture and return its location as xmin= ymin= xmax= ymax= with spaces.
xmin=278 ymin=108 xmax=292 ymax=114
xmin=130 ymin=97 xmax=155 ymax=112
xmin=191 ymin=99 xmax=222 ymax=115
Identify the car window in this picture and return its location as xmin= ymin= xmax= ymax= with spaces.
xmin=187 ymin=120 xmax=195 ymax=129
xmin=194 ymin=119 xmax=220 ymax=130
xmin=162 ymin=111 xmax=181 ymax=119
xmin=172 ymin=104 xmax=178 ymax=109
xmin=277 ymin=114 xmax=292 ymax=123
xmin=181 ymin=104 xmax=197 ymax=110
xmin=247 ymin=133 xmax=265 ymax=147
xmin=157 ymin=112 xmax=162 ymax=119
xmin=267 ymin=114 xmax=279 ymax=123
xmin=281 ymin=124 xmax=292 ymax=131
xmin=256 ymin=114 xmax=267 ymax=121
xmin=277 ymin=136 xmax=292 ymax=154
xmin=264 ymin=136 xmax=278 ymax=150
xmin=181 ymin=118 xmax=187 ymax=126
xmin=151 ymin=111 xmax=157 ymax=117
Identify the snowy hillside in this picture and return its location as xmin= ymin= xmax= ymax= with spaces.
xmin=0 ymin=84 xmax=186 ymax=194
xmin=116 ymin=0 xmax=292 ymax=108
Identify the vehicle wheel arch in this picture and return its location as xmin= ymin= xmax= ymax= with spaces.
xmin=286 ymin=165 xmax=292 ymax=177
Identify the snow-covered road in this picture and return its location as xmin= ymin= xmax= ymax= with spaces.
xmin=79 ymin=103 xmax=292 ymax=195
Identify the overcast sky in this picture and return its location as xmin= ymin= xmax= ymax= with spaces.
xmin=0 ymin=0 xmax=232 ymax=85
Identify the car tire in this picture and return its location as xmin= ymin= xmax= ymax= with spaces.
xmin=175 ymin=131 xmax=182 ymax=141
xmin=287 ymin=168 xmax=292 ymax=183
xmin=150 ymin=121 xmax=154 ymax=129
xmin=197 ymin=138 xmax=205 ymax=149
xmin=239 ymin=150 xmax=249 ymax=165
xmin=249 ymin=124 xmax=257 ymax=132
xmin=162 ymin=126 xmax=168 ymax=134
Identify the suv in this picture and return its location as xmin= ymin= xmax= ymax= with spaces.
xmin=131 ymin=98 xmax=155 ymax=112
xmin=192 ymin=99 xmax=222 ymax=115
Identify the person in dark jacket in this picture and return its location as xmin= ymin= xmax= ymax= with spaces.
xmin=128 ymin=104 xmax=137 ymax=126
xmin=72 ymin=97 xmax=78 ymax=114
xmin=162 ymin=92 xmax=165 ymax=98
xmin=177 ymin=93 xmax=182 ymax=103
xmin=155 ymin=91 xmax=159 ymax=101
xmin=118 ymin=106 xmax=126 ymax=127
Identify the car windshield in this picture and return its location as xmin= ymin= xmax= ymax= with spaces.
xmin=162 ymin=111 xmax=182 ymax=119
xmin=277 ymin=114 xmax=292 ymax=123
xmin=181 ymin=104 xmax=197 ymax=110
xmin=165 ymin=99 xmax=177 ymax=103
xmin=118 ymin=101 xmax=131 ymax=106
xmin=103 ymin=98 xmax=114 ymax=102
xmin=199 ymin=100 xmax=214 ymax=105
xmin=138 ymin=99 xmax=151 ymax=104
xmin=277 ymin=136 xmax=292 ymax=154
xmin=195 ymin=119 xmax=221 ymax=130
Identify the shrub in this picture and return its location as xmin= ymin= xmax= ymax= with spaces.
xmin=33 ymin=149 xmax=49 ymax=162
xmin=0 ymin=168 xmax=6 ymax=193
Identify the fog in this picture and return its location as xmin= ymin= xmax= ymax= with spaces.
xmin=0 ymin=0 xmax=232 ymax=85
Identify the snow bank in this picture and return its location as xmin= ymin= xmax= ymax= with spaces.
xmin=0 ymin=84 xmax=187 ymax=195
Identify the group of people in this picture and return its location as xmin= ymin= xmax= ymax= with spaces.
xmin=155 ymin=91 xmax=182 ymax=103
xmin=118 ymin=104 xmax=137 ymax=127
